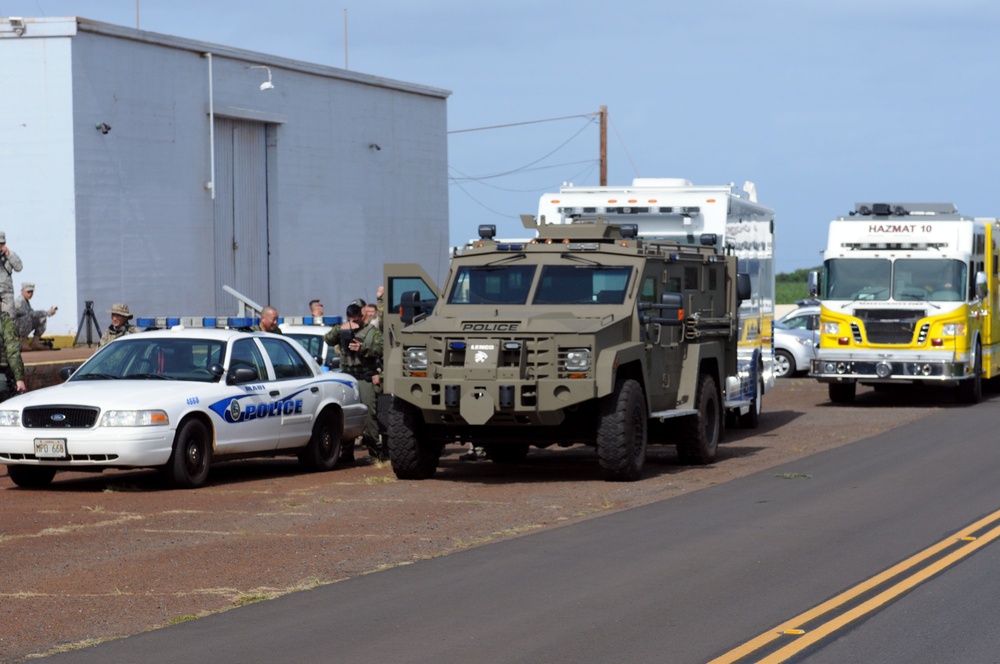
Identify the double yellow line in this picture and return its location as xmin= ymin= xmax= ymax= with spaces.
xmin=711 ymin=508 xmax=1000 ymax=663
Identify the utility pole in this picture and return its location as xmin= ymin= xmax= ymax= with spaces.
xmin=599 ymin=105 xmax=607 ymax=185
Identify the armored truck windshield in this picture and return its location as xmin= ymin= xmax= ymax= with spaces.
xmin=534 ymin=265 xmax=632 ymax=304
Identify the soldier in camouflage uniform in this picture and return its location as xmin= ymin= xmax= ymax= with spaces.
xmin=0 ymin=291 xmax=27 ymax=400
xmin=324 ymin=300 xmax=385 ymax=461
xmin=99 ymin=303 xmax=138 ymax=348
xmin=14 ymin=282 xmax=57 ymax=349
xmin=0 ymin=232 xmax=24 ymax=318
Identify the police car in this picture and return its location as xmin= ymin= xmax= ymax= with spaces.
xmin=279 ymin=323 xmax=338 ymax=368
xmin=0 ymin=327 xmax=367 ymax=489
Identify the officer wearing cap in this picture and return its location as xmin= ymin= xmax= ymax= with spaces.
xmin=324 ymin=298 xmax=385 ymax=462
xmin=99 ymin=303 xmax=138 ymax=348
xmin=0 ymin=231 xmax=23 ymax=318
xmin=14 ymin=282 xmax=57 ymax=350
xmin=0 ymin=289 xmax=26 ymax=399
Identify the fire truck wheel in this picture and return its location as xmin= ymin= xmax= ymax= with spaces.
xmin=387 ymin=398 xmax=438 ymax=479
xmin=828 ymin=382 xmax=856 ymax=404
xmin=597 ymin=378 xmax=647 ymax=482
xmin=957 ymin=344 xmax=983 ymax=404
xmin=677 ymin=373 xmax=721 ymax=465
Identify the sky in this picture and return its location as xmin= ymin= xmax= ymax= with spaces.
xmin=3 ymin=0 xmax=1000 ymax=273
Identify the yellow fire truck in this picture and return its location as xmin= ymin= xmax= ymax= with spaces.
xmin=809 ymin=202 xmax=1000 ymax=403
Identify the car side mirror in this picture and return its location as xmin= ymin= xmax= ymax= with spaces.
xmin=736 ymin=273 xmax=751 ymax=303
xmin=59 ymin=366 xmax=76 ymax=381
xmin=227 ymin=366 xmax=259 ymax=385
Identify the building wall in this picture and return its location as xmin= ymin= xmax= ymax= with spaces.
xmin=2 ymin=17 xmax=449 ymax=332
xmin=0 ymin=24 xmax=77 ymax=334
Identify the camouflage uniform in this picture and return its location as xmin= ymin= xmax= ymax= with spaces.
xmin=0 ymin=311 xmax=25 ymax=401
xmin=328 ymin=320 xmax=384 ymax=460
xmin=0 ymin=247 xmax=23 ymax=318
xmin=99 ymin=303 xmax=138 ymax=348
xmin=13 ymin=294 xmax=50 ymax=341
xmin=99 ymin=324 xmax=138 ymax=348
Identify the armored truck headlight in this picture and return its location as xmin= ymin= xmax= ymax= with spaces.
xmin=822 ymin=322 xmax=841 ymax=334
xmin=100 ymin=410 xmax=169 ymax=427
xmin=403 ymin=347 xmax=428 ymax=371
xmin=942 ymin=323 xmax=965 ymax=336
xmin=0 ymin=410 xmax=21 ymax=426
xmin=563 ymin=348 xmax=592 ymax=372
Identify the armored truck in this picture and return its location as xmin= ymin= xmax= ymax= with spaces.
xmin=382 ymin=211 xmax=760 ymax=482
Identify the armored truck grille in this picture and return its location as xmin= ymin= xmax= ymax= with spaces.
xmin=22 ymin=406 xmax=100 ymax=428
xmin=435 ymin=337 xmax=556 ymax=378
xmin=855 ymin=309 xmax=926 ymax=345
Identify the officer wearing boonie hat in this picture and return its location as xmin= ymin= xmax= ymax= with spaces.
xmin=99 ymin=302 xmax=137 ymax=348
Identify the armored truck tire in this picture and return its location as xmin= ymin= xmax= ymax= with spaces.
xmin=7 ymin=465 xmax=57 ymax=489
xmin=596 ymin=378 xmax=648 ymax=482
xmin=677 ymin=373 xmax=721 ymax=465
xmin=828 ymin=381 xmax=857 ymax=404
xmin=482 ymin=443 xmax=530 ymax=464
xmin=387 ymin=397 xmax=440 ymax=479
xmin=956 ymin=343 xmax=983 ymax=404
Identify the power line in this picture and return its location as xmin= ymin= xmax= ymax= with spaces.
xmin=448 ymin=111 xmax=600 ymax=135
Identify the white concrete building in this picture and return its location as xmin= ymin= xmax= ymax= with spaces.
xmin=0 ymin=16 xmax=450 ymax=337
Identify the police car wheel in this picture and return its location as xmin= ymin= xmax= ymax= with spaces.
xmin=165 ymin=419 xmax=212 ymax=489
xmin=299 ymin=411 xmax=342 ymax=471
xmin=8 ymin=465 xmax=57 ymax=489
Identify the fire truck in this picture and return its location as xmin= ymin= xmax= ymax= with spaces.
xmin=809 ymin=202 xmax=1000 ymax=403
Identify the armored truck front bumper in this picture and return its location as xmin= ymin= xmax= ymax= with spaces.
xmin=809 ymin=349 xmax=971 ymax=385
xmin=392 ymin=376 xmax=598 ymax=426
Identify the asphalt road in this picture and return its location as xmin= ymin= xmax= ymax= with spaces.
xmin=43 ymin=397 xmax=1000 ymax=663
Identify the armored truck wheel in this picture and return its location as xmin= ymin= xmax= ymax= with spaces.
xmin=677 ymin=373 xmax=721 ymax=465
xmin=596 ymin=378 xmax=648 ymax=482
xmin=387 ymin=398 xmax=439 ymax=479
xmin=828 ymin=381 xmax=856 ymax=404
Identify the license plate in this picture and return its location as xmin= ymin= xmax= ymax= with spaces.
xmin=34 ymin=439 xmax=67 ymax=459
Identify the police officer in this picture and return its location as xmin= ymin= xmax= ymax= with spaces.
xmin=0 ymin=290 xmax=27 ymax=400
xmin=325 ymin=300 xmax=385 ymax=461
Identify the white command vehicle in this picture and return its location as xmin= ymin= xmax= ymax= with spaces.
xmin=537 ymin=177 xmax=776 ymax=423
xmin=810 ymin=202 xmax=1000 ymax=404
xmin=0 ymin=328 xmax=366 ymax=489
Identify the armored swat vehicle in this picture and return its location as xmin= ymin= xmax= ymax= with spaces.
xmin=382 ymin=181 xmax=772 ymax=481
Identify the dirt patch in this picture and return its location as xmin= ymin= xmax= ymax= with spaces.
xmin=0 ymin=378 xmax=954 ymax=662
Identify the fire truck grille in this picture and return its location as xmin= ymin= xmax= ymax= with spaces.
xmin=855 ymin=309 xmax=926 ymax=345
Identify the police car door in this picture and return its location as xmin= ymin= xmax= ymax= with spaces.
xmin=258 ymin=336 xmax=320 ymax=449
xmin=215 ymin=337 xmax=282 ymax=454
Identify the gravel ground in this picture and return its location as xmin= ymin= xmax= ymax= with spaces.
xmin=0 ymin=378 xmax=956 ymax=662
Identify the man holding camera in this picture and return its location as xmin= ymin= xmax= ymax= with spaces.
xmin=325 ymin=299 xmax=385 ymax=462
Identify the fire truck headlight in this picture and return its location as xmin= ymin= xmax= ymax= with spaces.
xmin=822 ymin=322 xmax=840 ymax=334
xmin=942 ymin=323 xmax=965 ymax=336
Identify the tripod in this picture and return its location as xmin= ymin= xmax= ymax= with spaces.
xmin=74 ymin=301 xmax=103 ymax=347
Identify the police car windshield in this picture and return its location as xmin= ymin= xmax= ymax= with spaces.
xmin=73 ymin=337 xmax=226 ymax=382
xmin=533 ymin=265 xmax=631 ymax=305
xmin=447 ymin=265 xmax=536 ymax=304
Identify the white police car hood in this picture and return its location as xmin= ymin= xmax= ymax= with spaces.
xmin=5 ymin=380 xmax=234 ymax=411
